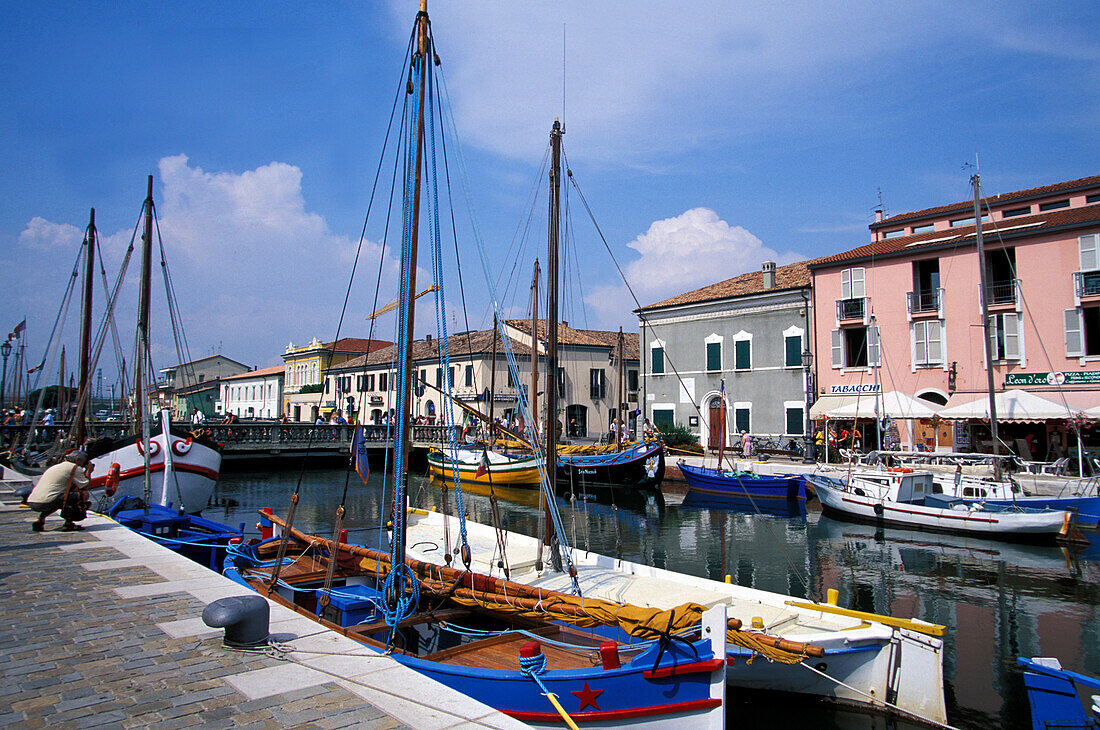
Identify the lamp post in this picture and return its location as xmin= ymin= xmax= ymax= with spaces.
xmin=0 ymin=339 xmax=11 ymax=411
xmin=801 ymin=346 xmax=815 ymax=463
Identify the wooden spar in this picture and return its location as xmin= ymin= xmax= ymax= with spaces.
xmin=261 ymin=509 xmax=828 ymax=658
xmin=133 ymin=175 xmax=153 ymax=433
xmin=972 ymin=173 xmax=1002 ymax=480
xmin=616 ymin=326 xmax=624 ymax=450
xmin=544 ymin=119 xmax=562 ymax=552
xmin=530 ymin=259 xmax=540 ymax=445
xmin=392 ymin=0 xmax=430 ymax=568
xmin=489 ymin=313 xmax=497 ymax=440
xmin=73 ymin=209 xmax=96 ymax=445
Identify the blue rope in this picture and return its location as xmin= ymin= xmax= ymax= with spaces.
xmin=518 ymin=652 xmax=553 ymax=695
xmin=382 ymin=563 xmax=420 ymax=626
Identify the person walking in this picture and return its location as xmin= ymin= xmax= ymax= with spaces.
xmin=27 ymin=451 xmax=91 ymax=532
xmin=741 ymin=430 xmax=752 ymax=458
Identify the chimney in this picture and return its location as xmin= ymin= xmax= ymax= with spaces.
xmin=425 ymin=334 xmax=432 ymax=342
xmin=762 ymin=261 xmax=776 ymax=289
xmin=874 ymin=209 xmax=883 ymax=223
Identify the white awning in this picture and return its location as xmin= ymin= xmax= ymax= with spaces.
xmin=810 ymin=391 xmax=941 ymax=420
xmin=937 ymin=389 xmax=1070 ymax=421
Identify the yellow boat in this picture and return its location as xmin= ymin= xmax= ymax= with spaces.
xmin=426 ymin=447 xmax=543 ymax=487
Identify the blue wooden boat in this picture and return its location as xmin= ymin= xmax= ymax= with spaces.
xmin=1019 ymin=657 xmax=1100 ymax=729
xmin=223 ymin=529 xmax=729 ymax=727
xmin=679 ymin=461 xmax=805 ymax=504
xmin=105 ymin=494 xmax=243 ymax=571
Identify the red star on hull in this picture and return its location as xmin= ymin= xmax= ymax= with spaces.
xmin=572 ymin=680 xmax=604 ymax=711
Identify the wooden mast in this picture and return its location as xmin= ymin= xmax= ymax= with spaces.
xmin=530 ymin=259 xmax=540 ymax=445
xmin=616 ymin=327 xmax=624 ymax=450
xmin=489 ymin=313 xmax=497 ymax=442
xmin=133 ymin=175 xmax=154 ymax=432
xmin=73 ymin=209 xmax=96 ymax=445
xmin=972 ymin=173 xmax=1001 ymax=478
xmin=544 ymin=119 xmax=563 ymax=557
xmin=393 ymin=0 xmax=430 ymax=569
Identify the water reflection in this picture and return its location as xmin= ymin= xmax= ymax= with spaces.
xmin=213 ymin=468 xmax=1100 ymax=729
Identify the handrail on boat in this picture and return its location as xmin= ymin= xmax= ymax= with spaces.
xmin=785 ymin=600 xmax=946 ymax=637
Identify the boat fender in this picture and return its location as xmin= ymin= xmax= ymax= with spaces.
xmin=873 ymin=502 xmax=884 ymax=516
xmin=886 ymin=467 xmax=913 ymax=473
xmin=134 ymin=438 xmax=160 ymax=457
xmin=172 ymin=437 xmax=193 ymax=456
xmin=202 ymin=595 xmax=269 ymax=648
xmin=104 ymin=463 xmax=121 ymax=498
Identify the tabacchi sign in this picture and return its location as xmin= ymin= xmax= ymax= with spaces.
xmin=828 ymin=384 xmax=882 ymax=394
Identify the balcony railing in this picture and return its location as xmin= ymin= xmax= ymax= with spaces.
xmin=1075 ymin=271 xmax=1100 ymax=298
xmin=907 ymin=287 xmax=943 ymax=314
xmin=836 ymin=297 xmax=868 ymax=321
xmin=985 ymin=279 xmax=1019 ymax=306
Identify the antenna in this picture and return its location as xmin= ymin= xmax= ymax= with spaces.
xmin=562 ymin=23 xmax=566 ymax=125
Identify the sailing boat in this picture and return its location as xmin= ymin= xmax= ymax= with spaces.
xmin=225 ymin=4 xmax=735 ymax=726
xmin=85 ymin=177 xmax=222 ymax=514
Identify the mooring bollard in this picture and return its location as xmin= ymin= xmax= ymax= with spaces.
xmin=202 ymin=595 xmax=270 ymax=648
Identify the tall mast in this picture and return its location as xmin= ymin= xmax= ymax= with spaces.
xmin=393 ymin=0 xmax=430 ymax=569
xmin=972 ymin=174 xmax=1000 ymax=476
xmin=133 ymin=175 xmax=154 ymax=432
xmin=530 ymin=259 xmax=540 ymax=445
xmin=489 ymin=313 xmax=497 ymax=441
xmin=544 ymin=119 xmax=563 ymax=553
xmin=616 ymin=327 xmax=624 ymax=450
xmin=73 ymin=209 xmax=96 ymax=444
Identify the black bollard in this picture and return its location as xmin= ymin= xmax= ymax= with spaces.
xmin=202 ymin=595 xmax=270 ymax=648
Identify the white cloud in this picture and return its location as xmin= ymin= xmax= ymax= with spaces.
xmin=585 ymin=207 xmax=800 ymax=327
xmin=19 ymin=217 xmax=82 ymax=250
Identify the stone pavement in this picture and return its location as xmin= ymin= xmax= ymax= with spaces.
xmin=0 ymin=492 xmax=526 ymax=729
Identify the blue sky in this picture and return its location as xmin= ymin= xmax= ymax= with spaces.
xmin=2 ymin=1 xmax=1098 ymax=388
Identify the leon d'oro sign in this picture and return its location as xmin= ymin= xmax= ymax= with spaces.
xmin=1005 ymin=371 xmax=1100 ymax=386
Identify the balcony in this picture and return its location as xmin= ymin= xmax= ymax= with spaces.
xmin=985 ymin=279 xmax=1019 ymax=307
xmin=836 ymin=297 xmax=869 ymax=322
xmin=1075 ymin=271 xmax=1100 ymax=298
xmin=907 ymin=287 xmax=943 ymax=315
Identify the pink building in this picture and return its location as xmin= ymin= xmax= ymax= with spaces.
xmin=808 ymin=174 xmax=1100 ymax=454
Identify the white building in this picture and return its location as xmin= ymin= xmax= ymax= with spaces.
xmin=217 ymin=364 xmax=285 ymax=419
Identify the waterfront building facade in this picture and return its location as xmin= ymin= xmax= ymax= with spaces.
xmin=282 ymin=337 xmax=391 ymax=422
xmin=157 ymin=354 xmax=249 ymax=419
xmin=809 ymin=174 xmax=1100 ymax=454
xmin=217 ymin=364 xmax=285 ymax=419
xmin=325 ymin=322 xmax=638 ymax=439
xmin=636 ymin=261 xmax=814 ymax=450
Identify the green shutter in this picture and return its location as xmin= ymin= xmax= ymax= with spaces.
xmin=653 ymin=408 xmax=674 ymax=429
xmin=735 ymin=340 xmax=751 ymax=370
xmin=785 ymin=336 xmax=802 ymax=367
xmin=706 ymin=342 xmax=721 ymax=371
xmin=734 ymin=408 xmax=750 ymax=433
xmin=652 ymin=347 xmax=664 ymax=374
xmin=786 ymin=407 xmax=804 ymax=435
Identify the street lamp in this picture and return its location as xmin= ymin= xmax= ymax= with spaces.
xmin=801 ymin=346 xmax=815 ymax=464
xmin=0 ymin=339 xmax=11 ymax=411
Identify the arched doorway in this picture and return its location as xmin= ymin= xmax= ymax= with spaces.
xmin=566 ymin=404 xmax=587 ymax=438
xmin=708 ymin=395 xmax=726 ymax=452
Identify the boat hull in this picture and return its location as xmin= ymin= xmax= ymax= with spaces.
xmin=557 ymin=441 xmax=665 ymax=496
xmin=106 ymin=495 xmax=241 ymax=570
xmin=810 ymin=474 xmax=1070 ymax=539
xmin=427 ymin=449 xmax=543 ymax=487
xmin=89 ymin=428 xmax=221 ymax=514
xmin=679 ymin=462 xmax=805 ymax=502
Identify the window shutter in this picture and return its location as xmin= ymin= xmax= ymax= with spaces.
xmin=988 ymin=315 xmax=999 ymax=362
xmin=1065 ymin=308 xmax=1083 ymax=357
xmin=913 ymin=322 xmax=927 ymax=365
xmin=1004 ymin=315 xmax=1020 ymax=361
xmin=851 ymin=268 xmax=866 ymax=298
xmin=831 ymin=329 xmax=843 ymax=368
xmin=1081 ymin=234 xmax=1099 ymax=272
xmin=840 ymin=269 xmax=852 ymax=299
xmin=652 ymin=347 xmax=664 ymax=374
xmin=927 ymin=321 xmax=943 ymax=364
xmin=868 ymin=326 xmax=881 ymax=366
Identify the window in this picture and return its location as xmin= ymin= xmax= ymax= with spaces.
xmin=734 ymin=407 xmax=750 ymax=434
xmin=356 ymin=375 xmax=364 ymax=391
xmin=1003 ymin=206 xmax=1031 ymax=218
xmin=627 ymin=369 xmax=638 ymax=391
xmin=506 ymin=367 xmax=514 ymax=387
xmin=883 ymin=229 xmax=904 ymax=239
xmin=785 ymin=406 xmax=804 ymax=436
xmin=1066 ymin=307 xmax=1100 ymax=357
xmin=840 ymin=267 xmax=866 ymax=299
xmin=418 ymin=370 xmax=425 ymax=389
xmin=379 ymin=372 xmax=388 ymax=391
xmin=652 ymin=346 xmax=665 ymax=374
xmin=733 ymin=340 xmax=751 ymax=370
xmin=950 ymin=214 xmax=989 ymax=227
xmin=988 ymin=314 xmax=1021 ymax=362
xmin=913 ymin=320 xmax=944 ymax=367
xmin=448 ymin=367 xmax=454 ymax=388
xmin=435 ymin=368 xmax=442 ymax=388
xmin=706 ymin=342 xmax=721 ymax=371
xmin=1080 ymin=234 xmax=1099 ymax=271
xmin=831 ymin=326 xmax=880 ymax=368
xmin=984 ymin=248 xmax=1016 ymax=305
xmin=653 ymin=408 xmax=675 ymax=430
xmin=557 ymin=367 xmax=566 ymax=398
xmin=912 ymin=223 xmax=935 ymax=234
xmin=785 ymin=335 xmax=803 ymax=368
xmin=1089 ymin=194 xmax=1100 ymax=204
xmin=589 ymin=368 xmax=606 ymax=399
xmin=911 ymin=259 xmax=941 ymax=313
xmin=464 ymin=365 xmax=473 ymax=387
xmin=1039 ymin=199 xmax=1070 ymax=211
xmin=324 ymin=378 xmax=330 ymax=394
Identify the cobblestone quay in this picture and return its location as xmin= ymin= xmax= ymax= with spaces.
xmin=0 ymin=496 xmax=523 ymax=729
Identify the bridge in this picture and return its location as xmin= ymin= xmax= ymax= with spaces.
xmin=1 ymin=421 xmax=459 ymax=464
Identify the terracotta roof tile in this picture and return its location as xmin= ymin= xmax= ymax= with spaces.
xmin=640 ymin=260 xmax=814 ymax=311
xmin=222 ymin=364 xmax=285 ymax=381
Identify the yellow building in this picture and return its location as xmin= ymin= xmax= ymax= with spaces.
xmin=281 ymin=337 xmax=390 ymax=422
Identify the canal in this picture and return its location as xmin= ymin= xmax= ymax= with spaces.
xmin=209 ymin=467 xmax=1100 ymax=729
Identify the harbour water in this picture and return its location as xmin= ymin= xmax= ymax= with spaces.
xmin=210 ymin=467 xmax=1100 ymax=729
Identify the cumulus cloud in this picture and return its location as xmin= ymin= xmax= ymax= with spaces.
xmin=585 ymin=207 xmax=801 ymax=327
xmin=19 ymin=217 xmax=83 ymax=250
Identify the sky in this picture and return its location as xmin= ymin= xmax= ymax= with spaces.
xmin=2 ymin=1 xmax=1098 ymax=393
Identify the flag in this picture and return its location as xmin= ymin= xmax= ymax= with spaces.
xmin=10 ymin=319 xmax=25 ymax=338
xmin=351 ymin=425 xmax=369 ymax=484
xmin=27 ymin=364 xmax=41 ymax=375
xmin=475 ymin=449 xmax=490 ymax=478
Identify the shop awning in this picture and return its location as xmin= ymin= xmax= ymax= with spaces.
xmin=810 ymin=391 xmax=941 ymax=420
xmin=937 ymin=389 xmax=1070 ymax=422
